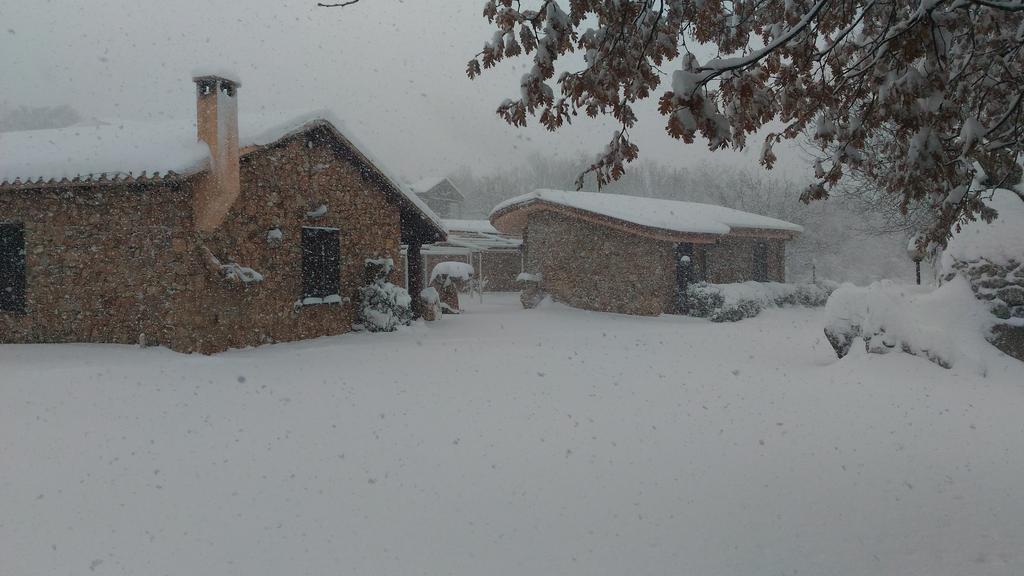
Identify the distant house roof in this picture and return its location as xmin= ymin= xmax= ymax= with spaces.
xmin=442 ymin=219 xmax=500 ymax=234
xmin=409 ymin=177 xmax=448 ymax=194
xmin=409 ymin=176 xmax=464 ymax=202
xmin=0 ymin=110 xmax=446 ymax=241
xmin=490 ymin=189 xmax=802 ymax=241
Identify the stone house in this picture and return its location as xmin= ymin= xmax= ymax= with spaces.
xmin=490 ymin=189 xmax=802 ymax=316
xmin=420 ymin=219 xmax=523 ymax=292
xmin=0 ymin=75 xmax=445 ymax=353
xmin=409 ymin=177 xmax=465 ymax=219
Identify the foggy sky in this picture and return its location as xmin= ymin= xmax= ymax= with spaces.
xmin=1 ymin=0 xmax=805 ymax=184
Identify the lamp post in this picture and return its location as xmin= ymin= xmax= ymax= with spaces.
xmin=907 ymin=235 xmax=927 ymax=286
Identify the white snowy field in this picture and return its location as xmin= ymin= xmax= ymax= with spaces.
xmin=2 ymin=294 xmax=1023 ymax=576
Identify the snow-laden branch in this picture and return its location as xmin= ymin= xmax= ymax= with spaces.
xmin=468 ymin=0 xmax=1024 ymax=247
xmin=695 ymin=0 xmax=831 ymax=84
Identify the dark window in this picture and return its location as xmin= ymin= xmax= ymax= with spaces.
xmin=302 ymin=227 xmax=340 ymax=299
xmin=1 ymin=222 xmax=26 ymax=313
xmin=752 ymin=241 xmax=769 ymax=282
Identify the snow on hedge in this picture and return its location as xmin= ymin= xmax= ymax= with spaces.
xmin=688 ymin=281 xmax=834 ymax=322
xmin=823 ymin=278 xmax=1002 ymax=371
xmin=826 ymin=185 xmax=1024 ymax=367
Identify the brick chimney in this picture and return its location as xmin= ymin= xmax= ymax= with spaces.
xmin=192 ymin=74 xmax=241 ymax=232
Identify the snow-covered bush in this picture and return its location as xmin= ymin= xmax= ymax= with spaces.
xmin=823 ymin=278 xmax=1001 ymax=370
xmin=357 ymin=258 xmax=412 ymax=332
xmin=687 ymin=281 xmax=835 ymax=322
xmin=419 ymin=287 xmax=442 ymax=321
xmin=822 ymin=188 xmax=1024 ymax=367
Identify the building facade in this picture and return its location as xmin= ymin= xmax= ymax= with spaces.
xmin=491 ymin=189 xmax=799 ymax=316
xmin=0 ymin=75 xmax=444 ymax=353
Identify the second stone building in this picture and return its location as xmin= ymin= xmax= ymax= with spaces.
xmin=489 ymin=189 xmax=802 ymax=315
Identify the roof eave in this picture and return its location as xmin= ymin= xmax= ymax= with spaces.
xmin=0 ymin=169 xmax=197 ymax=192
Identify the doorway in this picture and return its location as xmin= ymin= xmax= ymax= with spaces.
xmin=675 ymin=243 xmax=694 ymax=314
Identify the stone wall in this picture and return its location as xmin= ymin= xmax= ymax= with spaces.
xmin=705 ymin=236 xmax=785 ymax=283
xmin=479 ymin=250 xmax=522 ymax=292
xmin=1 ymin=127 xmax=405 ymax=353
xmin=944 ymin=257 xmax=1024 ymax=361
xmin=525 ymin=211 xmax=677 ymax=315
xmin=0 ymin=182 xmax=195 ymax=347
xmin=521 ymin=211 xmax=791 ymax=316
xmin=176 ymin=132 xmax=404 ymax=353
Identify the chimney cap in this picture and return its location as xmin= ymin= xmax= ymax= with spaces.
xmin=192 ymin=73 xmax=242 ymax=89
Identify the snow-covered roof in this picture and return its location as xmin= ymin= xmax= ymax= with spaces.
xmin=426 ymin=218 xmax=522 ymax=253
xmin=491 ymin=189 xmax=803 ymax=237
xmin=442 ymin=219 xmax=500 ymax=234
xmin=0 ymin=120 xmax=209 ymax=185
xmin=0 ymin=110 xmax=446 ymax=237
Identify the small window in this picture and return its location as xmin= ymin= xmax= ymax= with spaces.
xmin=1 ymin=222 xmax=26 ymax=313
xmin=752 ymin=241 xmax=769 ymax=282
xmin=302 ymin=227 xmax=340 ymax=300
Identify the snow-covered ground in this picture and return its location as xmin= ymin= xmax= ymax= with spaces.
xmin=2 ymin=294 xmax=1022 ymax=576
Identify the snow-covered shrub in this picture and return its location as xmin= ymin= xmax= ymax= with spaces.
xmin=357 ymin=258 xmax=412 ymax=332
xmin=823 ymin=278 xmax=1000 ymax=370
xmin=821 ymin=188 xmax=1024 ymax=367
xmin=419 ymin=287 xmax=442 ymax=321
xmin=687 ymin=281 xmax=835 ymax=322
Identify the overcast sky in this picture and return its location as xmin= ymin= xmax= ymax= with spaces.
xmin=1 ymin=0 xmax=805 ymax=183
